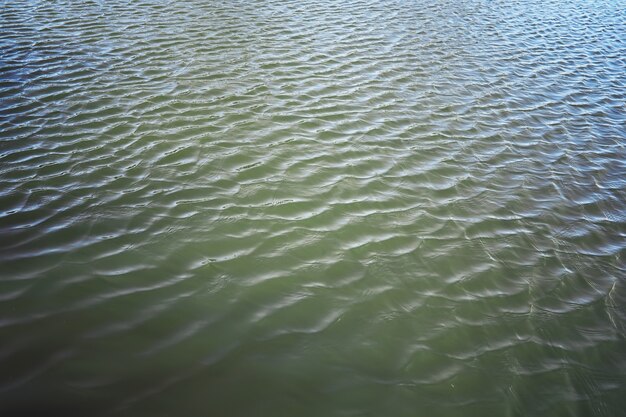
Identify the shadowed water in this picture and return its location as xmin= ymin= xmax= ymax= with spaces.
xmin=1 ymin=0 xmax=625 ymax=416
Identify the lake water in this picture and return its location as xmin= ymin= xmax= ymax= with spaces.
xmin=1 ymin=0 xmax=625 ymax=416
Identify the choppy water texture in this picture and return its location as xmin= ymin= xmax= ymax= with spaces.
xmin=1 ymin=0 xmax=626 ymax=415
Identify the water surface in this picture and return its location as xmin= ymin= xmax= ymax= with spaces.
xmin=1 ymin=0 xmax=625 ymax=416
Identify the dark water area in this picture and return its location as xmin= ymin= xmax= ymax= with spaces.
xmin=1 ymin=0 xmax=625 ymax=416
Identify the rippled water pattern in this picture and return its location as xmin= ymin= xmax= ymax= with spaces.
xmin=1 ymin=0 xmax=625 ymax=415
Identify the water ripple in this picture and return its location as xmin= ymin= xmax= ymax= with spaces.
xmin=1 ymin=0 xmax=625 ymax=416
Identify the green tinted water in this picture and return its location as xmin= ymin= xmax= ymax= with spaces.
xmin=1 ymin=0 xmax=625 ymax=416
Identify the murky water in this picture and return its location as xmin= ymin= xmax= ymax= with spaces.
xmin=1 ymin=0 xmax=625 ymax=415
